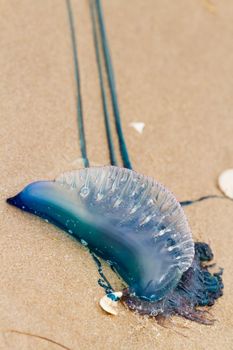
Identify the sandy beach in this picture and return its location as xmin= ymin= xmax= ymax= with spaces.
xmin=1 ymin=0 xmax=233 ymax=349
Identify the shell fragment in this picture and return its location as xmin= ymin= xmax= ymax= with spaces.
xmin=218 ymin=169 xmax=233 ymax=199
xmin=129 ymin=122 xmax=145 ymax=134
xmin=99 ymin=292 xmax=123 ymax=316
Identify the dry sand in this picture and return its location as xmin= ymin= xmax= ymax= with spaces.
xmin=1 ymin=0 xmax=233 ymax=349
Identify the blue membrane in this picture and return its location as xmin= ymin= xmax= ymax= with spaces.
xmin=7 ymin=166 xmax=223 ymax=322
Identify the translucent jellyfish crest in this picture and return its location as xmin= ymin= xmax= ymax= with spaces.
xmin=56 ymin=166 xmax=194 ymax=300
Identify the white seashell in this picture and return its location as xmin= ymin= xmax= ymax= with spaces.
xmin=218 ymin=168 xmax=233 ymax=199
xmin=99 ymin=292 xmax=123 ymax=316
xmin=129 ymin=122 xmax=145 ymax=134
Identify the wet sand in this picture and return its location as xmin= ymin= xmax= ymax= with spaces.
xmin=1 ymin=0 xmax=233 ymax=349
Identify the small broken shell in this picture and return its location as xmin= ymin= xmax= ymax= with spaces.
xmin=99 ymin=292 xmax=123 ymax=315
xmin=129 ymin=122 xmax=145 ymax=134
xmin=218 ymin=168 xmax=233 ymax=199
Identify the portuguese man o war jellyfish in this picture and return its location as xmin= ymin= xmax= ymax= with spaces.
xmin=7 ymin=166 xmax=223 ymax=324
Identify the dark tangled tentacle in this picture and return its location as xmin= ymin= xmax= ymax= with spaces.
xmin=122 ymin=242 xmax=223 ymax=324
